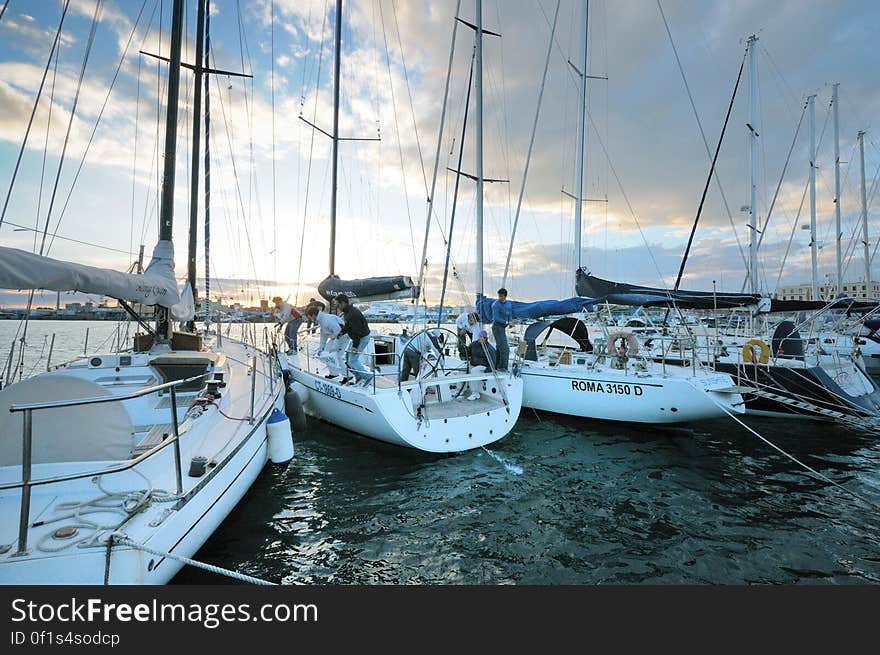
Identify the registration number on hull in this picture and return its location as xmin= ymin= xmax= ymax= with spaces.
xmin=314 ymin=380 xmax=342 ymax=399
xmin=571 ymin=379 xmax=644 ymax=396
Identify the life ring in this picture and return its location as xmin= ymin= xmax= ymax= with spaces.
xmin=606 ymin=332 xmax=639 ymax=357
xmin=742 ymin=338 xmax=770 ymax=364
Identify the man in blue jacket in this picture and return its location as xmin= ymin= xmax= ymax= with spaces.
xmin=490 ymin=287 xmax=513 ymax=371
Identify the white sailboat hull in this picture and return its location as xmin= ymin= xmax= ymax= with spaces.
xmin=288 ymin=356 xmax=522 ymax=453
xmin=519 ymin=363 xmax=742 ymax=423
xmin=0 ymin=338 xmax=285 ymax=585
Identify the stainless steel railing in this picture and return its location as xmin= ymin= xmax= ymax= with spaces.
xmin=4 ymin=371 xmax=215 ymax=557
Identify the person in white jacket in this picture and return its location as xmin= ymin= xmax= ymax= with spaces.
xmin=305 ymin=304 xmax=348 ymax=368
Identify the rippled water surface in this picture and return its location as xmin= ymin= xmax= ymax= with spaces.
xmin=3 ymin=321 xmax=878 ymax=584
xmin=175 ymin=411 xmax=880 ymax=585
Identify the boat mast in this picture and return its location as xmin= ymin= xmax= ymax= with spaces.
xmin=186 ymin=0 xmax=206 ymax=331
xmin=574 ymin=0 xmax=589 ymax=276
xmin=156 ymin=0 xmax=185 ymax=341
xmin=747 ymin=34 xmax=758 ymax=295
xmin=809 ymin=93 xmax=818 ymax=300
xmin=474 ymin=0 xmax=485 ymax=303
xmin=329 ymin=0 xmax=342 ymax=277
xmin=416 ymin=0 xmax=462 ymax=304
xmin=832 ymin=82 xmax=842 ymax=297
xmin=859 ymin=129 xmax=870 ymax=293
xmin=503 ymin=0 xmax=560 ymax=289
xmin=204 ymin=0 xmax=212 ymax=327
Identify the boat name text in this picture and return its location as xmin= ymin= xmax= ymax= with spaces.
xmin=571 ymin=380 xmax=644 ymax=396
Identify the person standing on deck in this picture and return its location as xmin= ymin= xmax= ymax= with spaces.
xmin=490 ymin=288 xmax=513 ymax=371
xmin=273 ymin=296 xmax=303 ymax=354
xmin=400 ymin=330 xmax=443 ymax=382
xmin=305 ymin=304 xmax=348 ymax=369
xmin=336 ymin=294 xmax=372 ymax=385
xmin=304 ymin=297 xmax=326 ymax=333
xmin=455 ymin=311 xmax=481 ymax=361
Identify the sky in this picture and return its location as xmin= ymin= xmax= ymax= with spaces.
xmin=0 ymin=0 xmax=878 ymax=310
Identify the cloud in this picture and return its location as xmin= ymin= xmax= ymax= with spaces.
xmin=1 ymin=0 xmax=878 ymax=306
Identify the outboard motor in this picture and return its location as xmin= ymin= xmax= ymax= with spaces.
xmin=771 ymin=320 xmax=804 ymax=360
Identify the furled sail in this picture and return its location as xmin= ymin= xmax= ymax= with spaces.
xmin=0 ymin=240 xmax=183 ymax=310
xmin=576 ymin=269 xmax=878 ymax=313
xmin=575 ymin=269 xmax=762 ymax=310
xmin=317 ymin=274 xmax=418 ymax=303
xmin=475 ymin=294 xmax=595 ymax=322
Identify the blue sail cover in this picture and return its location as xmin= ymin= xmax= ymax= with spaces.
xmin=475 ymin=294 xmax=595 ymax=322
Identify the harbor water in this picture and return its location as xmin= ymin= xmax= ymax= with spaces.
xmin=3 ymin=321 xmax=879 ymax=584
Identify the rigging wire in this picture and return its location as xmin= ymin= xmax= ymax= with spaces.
xmin=270 ymin=0 xmax=277 ymax=285
xmin=502 ymin=0 xmax=559 ymax=288
xmin=293 ymin=0 xmax=330 ymax=305
xmin=130 ymin=49 xmax=143 ymax=270
xmin=774 ymin=91 xmax=832 ymax=290
xmin=389 ymin=0 xmax=429 ymax=196
xmin=378 ymin=0 xmax=418 ymax=273
xmin=0 ymin=0 xmax=72 ymax=231
xmin=35 ymin=27 xmax=62 ymax=253
xmin=656 ymin=0 xmax=748 ymax=274
xmin=47 ymin=0 xmax=151 ymax=256
xmin=3 ymin=220 xmax=133 ymax=255
xmin=38 ymin=0 xmax=104 ymax=256
xmin=209 ymin=54 xmax=262 ymax=301
xmin=136 ymin=0 xmax=167 ymax=249
xmin=537 ymin=2 xmax=668 ymax=289
xmin=746 ymin=99 xmax=807 ymax=293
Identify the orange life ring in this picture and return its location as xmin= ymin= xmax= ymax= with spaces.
xmin=742 ymin=338 xmax=770 ymax=364
xmin=606 ymin=332 xmax=639 ymax=356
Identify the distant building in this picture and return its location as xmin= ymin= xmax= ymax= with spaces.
xmin=777 ymin=280 xmax=880 ymax=301
xmin=260 ymin=299 xmax=269 ymax=311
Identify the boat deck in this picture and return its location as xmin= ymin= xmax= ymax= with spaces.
xmin=421 ymin=395 xmax=505 ymax=419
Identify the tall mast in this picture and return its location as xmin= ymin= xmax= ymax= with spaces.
xmin=416 ymin=0 xmax=462 ymax=303
xmin=574 ymin=0 xmax=589 ymax=275
xmin=808 ymin=94 xmax=818 ymax=300
xmin=187 ymin=0 xmax=206 ymax=330
xmin=475 ymin=0 xmax=484 ymax=301
xmin=859 ymin=130 xmax=870 ymax=294
xmin=156 ymin=0 xmax=185 ymax=339
xmin=329 ymin=0 xmax=342 ymax=276
xmin=204 ymin=0 xmax=212 ymax=326
xmin=832 ymin=82 xmax=842 ymax=296
xmin=747 ymin=34 xmax=758 ymax=295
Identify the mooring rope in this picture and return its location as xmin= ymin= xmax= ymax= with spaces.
xmin=703 ymin=390 xmax=880 ymax=512
xmin=110 ymin=533 xmax=277 ymax=585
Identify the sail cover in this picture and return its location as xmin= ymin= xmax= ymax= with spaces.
xmin=317 ymin=274 xmax=417 ymax=303
xmin=522 ymin=318 xmax=593 ymax=361
xmin=576 ymin=270 xmax=879 ymax=313
xmin=0 ymin=240 xmax=182 ymax=309
xmin=475 ymin=294 xmax=595 ymax=322
xmin=575 ymin=269 xmax=762 ymax=310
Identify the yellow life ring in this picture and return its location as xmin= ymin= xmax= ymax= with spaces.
xmin=742 ymin=338 xmax=770 ymax=364
xmin=606 ymin=332 xmax=639 ymax=357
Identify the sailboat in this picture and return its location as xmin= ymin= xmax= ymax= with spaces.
xmin=0 ymin=0 xmax=289 ymax=584
xmin=283 ymin=0 xmax=523 ymax=453
xmin=512 ymin=0 xmax=745 ymax=424
xmin=571 ymin=44 xmax=880 ymax=425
